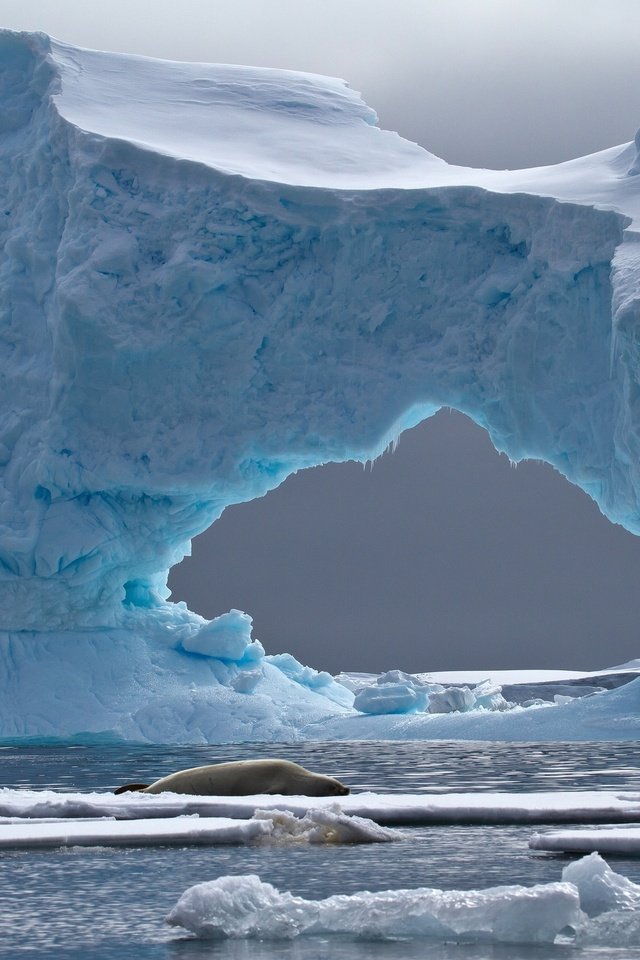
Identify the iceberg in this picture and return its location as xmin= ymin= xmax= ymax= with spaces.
xmin=2 ymin=29 xmax=640 ymax=741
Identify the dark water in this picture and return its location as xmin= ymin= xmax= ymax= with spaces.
xmin=1 ymin=741 xmax=640 ymax=960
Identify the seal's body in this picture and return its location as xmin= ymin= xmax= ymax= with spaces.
xmin=114 ymin=759 xmax=350 ymax=797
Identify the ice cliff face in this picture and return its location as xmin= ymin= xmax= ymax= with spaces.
xmin=1 ymin=30 xmax=640 ymax=740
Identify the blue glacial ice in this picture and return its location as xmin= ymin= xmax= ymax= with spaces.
xmin=3 ymin=29 xmax=640 ymax=741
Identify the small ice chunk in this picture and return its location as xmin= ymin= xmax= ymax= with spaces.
xmin=251 ymin=806 xmax=402 ymax=845
xmin=180 ymin=610 xmax=264 ymax=662
xmin=354 ymin=682 xmax=427 ymax=715
xmin=566 ymin=854 xmax=640 ymax=947
xmin=473 ymin=679 xmax=511 ymax=711
xmin=562 ymin=852 xmax=640 ymax=917
xmin=428 ymin=686 xmax=476 ymax=713
xmin=167 ymin=874 xmax=311 ymax=939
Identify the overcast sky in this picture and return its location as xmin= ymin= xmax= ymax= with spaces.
xmin=5 ymin=1 xmax=640 ymax=672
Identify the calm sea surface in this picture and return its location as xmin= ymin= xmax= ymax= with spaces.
xmin=1 ymin=740 xmax=640 ymax=960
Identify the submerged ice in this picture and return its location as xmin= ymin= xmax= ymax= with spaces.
xmin=3 ymin=29 xmax=640 ymax=740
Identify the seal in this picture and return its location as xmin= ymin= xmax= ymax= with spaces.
xmin=114 ymin=759 xmax=350 ymax=797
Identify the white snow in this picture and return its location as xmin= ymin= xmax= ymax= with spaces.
xmin=2 ymin=29 xmax=640 ymax=742
xmin=4 ymin=788 xmax=640 ymax=826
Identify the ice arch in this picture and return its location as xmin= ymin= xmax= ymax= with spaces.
xmin=3 ymin=30 xmax=640 ymax=641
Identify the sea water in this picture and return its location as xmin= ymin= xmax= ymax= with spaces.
xmin=1 ymin=741 xmax=640 ymax=960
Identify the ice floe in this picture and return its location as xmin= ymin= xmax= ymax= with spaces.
xmin=531 ymin=826 xmax=640 ymax=856
xmin=0 ymin=805 xmax=401 ymax=849
xmin=3 ymin=788 xmax=640 ymax=825
xmin=167 ymin=854 xmax=640 ymax=945
xmin=167 ymin=872 xmax=581 ymax=943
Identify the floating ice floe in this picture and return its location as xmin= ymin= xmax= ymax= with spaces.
xmin=167 ymin=872 xmax=581 ymax=943
xmin=3 ymin=788 xmax=640 ymax=826
xmin=0 ymin=806 xmax=401 ymax=849
xmin=531 ymin=826 xmax=640 ymax=855
xmin=167 ymin=853 xmax=640 ymax=944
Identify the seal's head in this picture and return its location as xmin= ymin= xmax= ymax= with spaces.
xmin=330 ymin=779 xmax=350 ymax=796
xmin=309 ymin=774 xmax=350 ymax=797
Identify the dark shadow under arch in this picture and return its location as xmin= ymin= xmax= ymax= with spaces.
xmin=169 ymin=410 xmax=640 ymax=674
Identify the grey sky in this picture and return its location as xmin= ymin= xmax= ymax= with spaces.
xmin=4 ymin=1 xmax=640 ymax=671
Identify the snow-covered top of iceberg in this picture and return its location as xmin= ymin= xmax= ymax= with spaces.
xmin=45 ymin=33 xmax=446 ymax=189
xmin=34 ymin=30 xmax=640 ymax=223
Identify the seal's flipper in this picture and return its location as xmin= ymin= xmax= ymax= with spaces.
xmin=113 ymin=783 xmax=149 ymax=794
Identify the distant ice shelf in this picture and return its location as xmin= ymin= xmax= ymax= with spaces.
xmin=2 ymin=29 xmax=640 ymax=741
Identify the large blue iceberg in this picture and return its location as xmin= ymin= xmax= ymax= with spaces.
xmin=2 ymin=30 xmax=640 ymax=741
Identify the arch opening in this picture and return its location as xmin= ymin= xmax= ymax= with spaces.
xmin=169 ymin=411 xmax=640 ymax=674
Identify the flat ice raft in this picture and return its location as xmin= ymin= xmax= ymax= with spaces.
xmin=0 ymin=807 xmax=400 ymax=849
xmin=0 ymin=815 xmax=266 ymax=849
xmin=3 ymin=789 xmax=640 ymax=825
xmin=531 ymin=828 xmax=640 ymax=856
